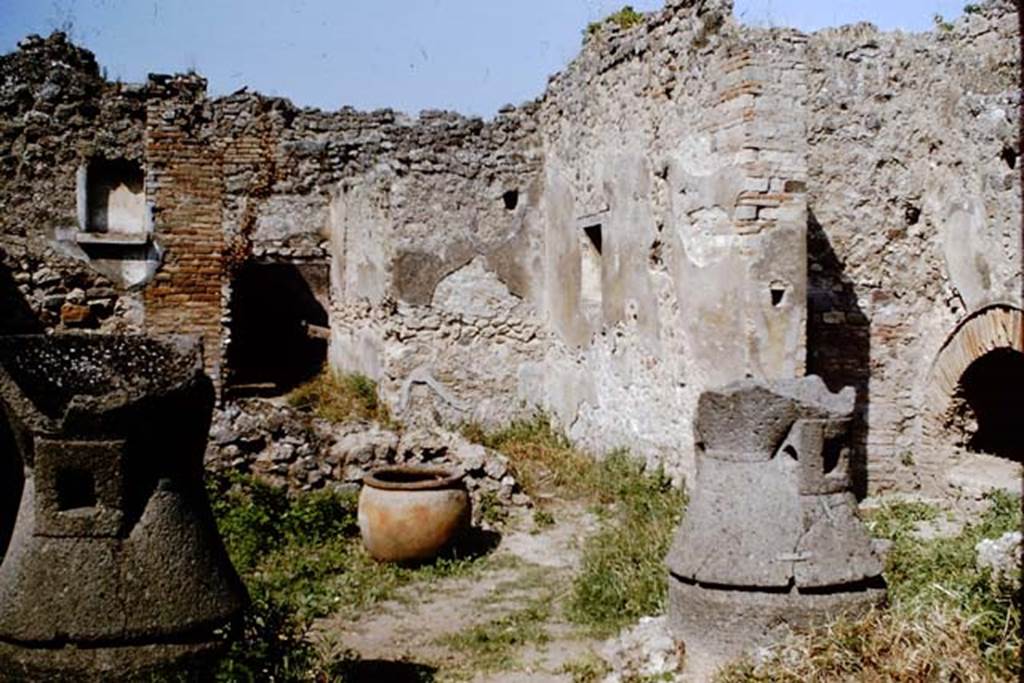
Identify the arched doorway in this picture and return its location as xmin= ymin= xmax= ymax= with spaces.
xmin=954 ymin=348 xmax=1024 ymax=461
xmin=920 ymin=305 xmax=1024 ymax=490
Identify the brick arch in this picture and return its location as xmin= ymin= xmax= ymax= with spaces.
xmin=920 ymin=304 xmax=1024 ymax=482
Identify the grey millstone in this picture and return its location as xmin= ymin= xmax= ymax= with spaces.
xmin=666 ymin=375 xmax=884 ymax=656
xmin=0 ymin=333 xmax=247 ymax=681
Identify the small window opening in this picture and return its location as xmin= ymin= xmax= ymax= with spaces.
xmin=583 ymin=224 xmax=602 ymax=254
xmin=1000 ymin=146 xmax=1017 ymax=170
xmin=769 ymin=283 xmax=786 ymax=307
xmin=904 ymin=204 xmax=921 ymax=226
xmin=502 ymin=189 xmax=519 ymax=211
xmin=782 ymin=445 xmax=798 ymax=460
xmin=56 ymin=468 xmax=97 ymax=511
xmin=579 ymin=224 xmax=603 ymax=316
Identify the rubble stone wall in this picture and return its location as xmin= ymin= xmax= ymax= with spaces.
xmin=0 ymin=34 xmax=147 ymax=334
xmin=803 ymin=1 xmax=1021 ymax=493
xmin=0 ymin=0 xmax=1018 ymax=495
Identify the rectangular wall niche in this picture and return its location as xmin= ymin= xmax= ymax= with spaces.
xmin=579 ymin=223 xmax=603 ymax=319
xmin=79 ymin=158 xmax=146 ymax=235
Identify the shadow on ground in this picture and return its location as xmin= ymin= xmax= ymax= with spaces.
xmin=324 ymin=658 xmax=438 ymax=682
xmin=393 ymin=526 xmax=503 ymax=569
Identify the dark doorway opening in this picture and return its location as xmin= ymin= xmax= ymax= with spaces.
xmin=226 ymin=262 xmax=328 ymax=397
xmin=958 ymin=348 xmax=1024 ymax=462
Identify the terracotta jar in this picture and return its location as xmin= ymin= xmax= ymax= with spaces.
xmin=358 ymin=466 xmax=470 ymax=562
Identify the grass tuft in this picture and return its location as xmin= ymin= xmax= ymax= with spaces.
xmin=464 ymin=415 xmax=687 ymax=637
xmin=716 ymin=605 xmax=1001 ymax=683
xmin=288 ymin=368 xmax=392 ymax=425
xmin=462 ymin=414 xmax=595 ymax=502
xmin=464 ymin=417 xmax=688 ymax=634
xmin=560 ymin=653 xmax=612 ymax=683
xmin=566 ymin=450 xmax=686 ymax=636
xmin=586 ymin=5 xmax=645 ymax=36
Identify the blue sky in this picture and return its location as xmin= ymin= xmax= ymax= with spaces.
xmin=0 ymin=0 xmax=969 ymax=117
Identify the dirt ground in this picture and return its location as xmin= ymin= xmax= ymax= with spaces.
xmin=313 ymin=504 xmax=607 ymax=682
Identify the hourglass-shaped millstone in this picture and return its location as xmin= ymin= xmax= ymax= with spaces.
xmin=0 ymin=334 xmax=247 ymax=682
xmin=665 ymin=376 xmax=886 ymax=657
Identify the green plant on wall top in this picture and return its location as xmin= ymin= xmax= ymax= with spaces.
xmin=586 ymin=5 xmax=645 ymax=37
xmin=932 ymin=13 xmax=955 ymax=31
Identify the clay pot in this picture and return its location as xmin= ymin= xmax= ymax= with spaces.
xmin=358 ymin=466 xmax=470 ymax=562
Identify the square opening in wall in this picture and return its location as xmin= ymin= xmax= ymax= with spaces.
xmin=56 ymin=467 xmax=97 ymax=512
xmin=84 ymin=158 xmax=146 ymax=235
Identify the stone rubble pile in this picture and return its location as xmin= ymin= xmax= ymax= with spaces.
xmin=598 ymin=615 xmax=686 ymax=683
xmin=0 ymin=242 xmax=128 ymax=332
xmin=205 ymin=398 xmax=529 ymax=523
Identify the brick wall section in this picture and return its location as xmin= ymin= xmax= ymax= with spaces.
xmin=143 ymin=75 xmax=225 ymax=383
xmin=714 ymin=32 xmax=810 ymax=377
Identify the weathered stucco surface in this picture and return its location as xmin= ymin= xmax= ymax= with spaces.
xmin=0 ymin=0 xmax=1019 ymax=494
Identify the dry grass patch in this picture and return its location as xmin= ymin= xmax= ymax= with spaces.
xmin=718 ymin=492 xmax=1022 ymax=682
xmin=717 ymin=606 xmax=998 ymax=683
xmin=461 ymin=416 xmax=596 ymax=502
xmin=288 ymin=368 xmax=392 ymax=425
xmin=438 ymin=595 xmax=554 ymax=675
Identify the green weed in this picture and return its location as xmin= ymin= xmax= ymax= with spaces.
xmin=586 ymin=5 xmax=645 ymax=36
xmin=462 ymin=414 xmax=630 ymax=503
xmin=463 ymin=416 xmax=687 ymax=637
xmin=532 ymin=508 xmax=556 ymax=532
xmin=206 ymin=472 xmax=491 ymax=680
xmin=559 ymin=653 xmax=612 ymax=683
xmin=566 ymin=451 xmax=686 ymax=636
xmin=933 ymin=13 xmax=955 ymax=31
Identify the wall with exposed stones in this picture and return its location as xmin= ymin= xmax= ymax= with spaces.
xmin=0 ymin=0 xmax=1019 ymax=495
xmin=0 ymin=34 xmax=147 ymax=334
xmin=802 ymin=2 xmax=1021 ymax=494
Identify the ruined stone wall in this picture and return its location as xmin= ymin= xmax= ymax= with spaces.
xmin=323 ymin=0 xmax=813 ymax=479
xmin=326 ymin=106 xmax=545 ymax=427
xmin=0 ymin=0 xmax=1018 ymax=496
xmin=803 ymin=0 xmax=1021 ymax=494
xmin=196 ymin=88 xmax=544 ymax=407
xmin=0 ymin=33 xmax=147 ymax=333
xmin=486 ymin=0 xmax=811 ymax=478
